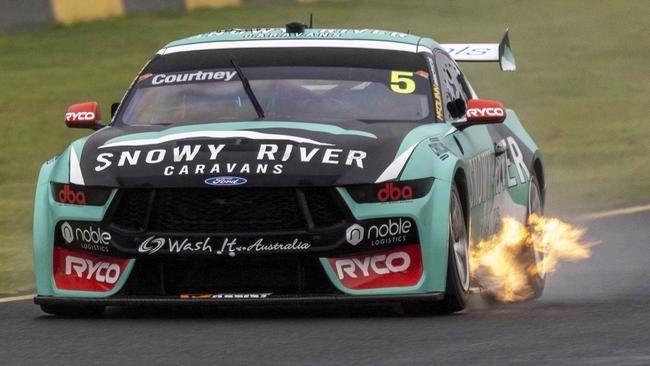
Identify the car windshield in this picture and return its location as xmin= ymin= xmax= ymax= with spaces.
xmin=118 ymin=66 xmax=435 ymax=125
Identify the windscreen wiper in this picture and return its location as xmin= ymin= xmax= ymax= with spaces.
xmin=230 ymin=57 xmax=265 ymax=119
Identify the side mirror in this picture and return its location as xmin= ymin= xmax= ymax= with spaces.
xmin=111 ymin=102 xmax=120 ymax=119
xmin=447 ymin=98 xmax=467 ymax=119
xmin=65 ymin=102 xmax=104 ymax=130
xmin=453 ymin=99 xmax=506 ymax=130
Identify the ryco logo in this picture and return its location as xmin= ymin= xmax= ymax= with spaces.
xmin=53 ymin=247 xmax=129 ymax=291
xmin=466 ymin=107 xmax=505 ymax=118
xmin=65 ymin=256 xmax=121 ymax=284
xmin=65 ymin=111 xmax=95 ymax=122
xmin=327 ymin=244 xmax=423 ymax=290
xmin=377 ymin=182 xmax=413 ymax=202
xmin=335 ymin=251 xmax=410 ymax=279
xmin=58 ymin=184 xmax=86 ymax=205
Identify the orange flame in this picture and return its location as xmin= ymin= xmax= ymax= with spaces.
xmin=470 ymin=214 xmax=596 ymax=302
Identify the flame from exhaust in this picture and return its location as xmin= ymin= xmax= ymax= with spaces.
xmin=470 ymin=214 xmax=596 ymax=302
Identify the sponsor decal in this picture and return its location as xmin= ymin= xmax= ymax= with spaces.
xmin=327 ymin=244 xmax=422 ymax=290
xmin=432 ymin=84 xmax=443 ymax=121
xmin=347 ymin=179 xmax=433 ymax=204
xmin=204 ymin=176 xmax=247 ymax=186
xmin=468 ymin=150 xmax=492 ymax=207
xmin=59 ymin=222 xmax=112 ymax=254
xmin=425 ymin=55 xmax=443 ymax=121
xmin=428 ymin=137 xmax=450 ymax=161
xmin=180 ymin=293 xmax=273 ymax=299
xmin=57 ymin=184 xmax=86 ymax=205
xmin=345 ymin=218 xmax=417 ymax=247
xmin=415 ymin=70 xmax=429 ymax=79
xmin=468 ymin=136 xmax=529 ymax=208
xmin=94 ymin=140 xmax=367 ymax=179
xmin=65 ymin=102 xmax=100 ymax=127
xmin=466 ymin=99 xmax=506 ymax=122
xmin=65 ymin=111 xmax=95 ymax=122
xmin=149 ymin=70 xmax=237 ymax=86
xmin=444 ymin=45 xmax=494 ymax=57
xmin=467 ymin=107 xmax=505 ymax=118
xmin=366 ymin=218 xmax=413 ymax=246
xmin=61 ymin=222 xmax=74 ymax=244
xmin=52 ymin=183 xmax=111 ymax=206
xmin=193 ymin=28 xmax=409 ymax=40
xmin=138 ymin=236 xmax=311 ymax=257
xmin=345 ymin=224 xmax=364 ymax=246
xmin=138 ymin=73 xmax=153 ymax=82
xmin=66 ymin=256 xmax=120 ymax=284
xmin=53 ymin=247 xmax=129 ymax=291
xmin=376 ymin=182 xmax=413 ymax=202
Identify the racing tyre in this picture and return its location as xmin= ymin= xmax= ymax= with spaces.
xmin=40 ymin=304 xmax=105 ymax=317
xmin=403 ymin=183 xmax=470 ymax=315
xmin=520 ymin=174 xmax=546 ymax=299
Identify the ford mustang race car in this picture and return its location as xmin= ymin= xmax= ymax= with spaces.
xmin=33 ymin=23 xmax=545 ymax=315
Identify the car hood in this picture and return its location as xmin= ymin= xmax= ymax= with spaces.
xmin=76 ymin=121 xmax=424 ymax=188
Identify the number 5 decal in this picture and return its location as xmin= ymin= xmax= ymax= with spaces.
xmin=390 ymin=71 xmax=416 ymax=94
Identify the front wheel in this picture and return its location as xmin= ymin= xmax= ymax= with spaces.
xmin=403 ymin=183 xmax=470 ymax=315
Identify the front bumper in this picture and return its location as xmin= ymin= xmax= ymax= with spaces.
xmin=35 ymin=176 xmax=453 ymax=298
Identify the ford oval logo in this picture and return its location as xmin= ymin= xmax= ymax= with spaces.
xmin=204 ymin=176 xmax=248 ymax=186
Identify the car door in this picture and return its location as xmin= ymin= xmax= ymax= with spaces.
xmin=432 ymin=50 xmax=501 ymax=242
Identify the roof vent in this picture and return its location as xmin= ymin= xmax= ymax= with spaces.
xmin=286 ymin=21 xmax=306 ymax=34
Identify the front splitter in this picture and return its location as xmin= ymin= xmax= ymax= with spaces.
xmin=34 ymin=293 xmax=444 ymax=307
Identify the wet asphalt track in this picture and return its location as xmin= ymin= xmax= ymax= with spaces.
xmin=1 ymin=209 xmax=649 ymax=365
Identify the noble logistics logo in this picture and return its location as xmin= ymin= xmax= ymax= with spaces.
xmin=345 ymin=224 xmax=364 ymax=246
xmin=61 ymin=222 xmax=74 ymax=243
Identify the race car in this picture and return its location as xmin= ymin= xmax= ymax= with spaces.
xmin=33 ymin=23 xmax=545 ymax=315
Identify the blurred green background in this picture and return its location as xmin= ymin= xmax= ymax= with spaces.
xmin=1 ymin=0 xmax=648 ymax=292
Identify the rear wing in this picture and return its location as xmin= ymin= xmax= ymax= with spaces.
xmin=440 ymin=29 xmax=516 ymax=71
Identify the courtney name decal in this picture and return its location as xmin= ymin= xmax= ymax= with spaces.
xmin=138 ymin=236 xmax=311 ymax=256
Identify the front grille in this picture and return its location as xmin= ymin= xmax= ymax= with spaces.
xmin=149 ymin=188 xmax=304 ymax=232
xmin=116 ymin=256 xmax=340 ymax=296
xmin=108 ymin=187 xmax=348 ymax=233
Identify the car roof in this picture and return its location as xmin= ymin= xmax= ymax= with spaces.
xmin=159 ymin=28 xmax=440 ymax=55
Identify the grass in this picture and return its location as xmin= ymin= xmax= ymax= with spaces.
xmin=0 ymin=0 xmax=648 ymax=292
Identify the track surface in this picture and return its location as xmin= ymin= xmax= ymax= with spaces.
xmin=1 ymin=210 xmax=649 ymax=365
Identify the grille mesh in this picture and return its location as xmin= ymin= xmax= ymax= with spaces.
xmin=111 ymin=189 xmax=149 ymax=230
xmin=109 ymin=187 xmax=346 ymax=233
xmin=304 ymin=188 xmax=344 ymax=227
xmin=149 ymin=188 xmax=304 ymax=232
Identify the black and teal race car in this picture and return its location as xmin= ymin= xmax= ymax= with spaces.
xmin=33 ymin=24 xmax=545 ymax=315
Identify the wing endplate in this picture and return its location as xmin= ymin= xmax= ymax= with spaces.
xmin=441 ymin=29 xmax=516 ymax=71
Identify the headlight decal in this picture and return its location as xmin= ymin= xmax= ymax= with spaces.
xmin=346 ymin=178 xmax=433 ymax=203
xmin=51 ymin=183 xmax=112 ymax=206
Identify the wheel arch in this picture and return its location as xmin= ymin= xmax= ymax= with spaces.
xmin=453 ymin=167 xmax=470 ymax=225
xmin=532 ymin=157 xmax=545 ymax=208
